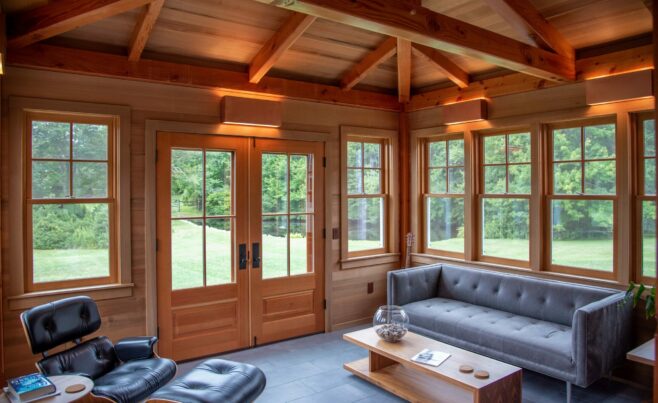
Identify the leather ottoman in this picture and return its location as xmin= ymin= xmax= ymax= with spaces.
xmin=147 ymin=359 xmax=266 ymax=403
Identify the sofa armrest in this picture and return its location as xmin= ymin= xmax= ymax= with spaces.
xmin=387 ymin=265 xmax=442 ymax=306
xmin=572 ymin=292 xmax=632 ymax=387
xmin=115 ymin=336 xmax=158 ymax=362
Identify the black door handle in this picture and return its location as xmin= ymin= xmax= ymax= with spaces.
xmin=252 ymin=242 xmax=261 ymax=268
xmin=239 ymin=243 xmax=247 ymax=270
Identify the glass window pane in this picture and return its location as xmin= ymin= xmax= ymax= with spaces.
xmin=429 ymin=168 xmax=447 ymax=194
xmin=507 ymin=133 xmax=531 ymax=163
xmin=484 ymin=165 xmax=506 ymax=194
xmin=551 ymin=200 xmax=613 ymax=271
xmin=484 ymin=135 xmax=506 ymax=164
xmin=263 ymin=215 xmax=289 ymax=279
xmin=206 ymin=151 xmax=232 ymax=216
xmin=584 ymin=161 xmax=616 ymax=195
xmin=644 ymin=119 xmax=655 ymax=157
xmin=348 ymin=168 xmax=363 ymax=194
xmin=645 ymin=158 xmax=656 ymax=195
xmin=206 ymin=218 xmax=232 ymax=285
xmin=32 ymin=121 xmax=70 ymax=159
xmin=553 ymin=162 xmax=581 ymax=194
xmin=508 ymin=164 xmax=531 ymax=194
xmin=347 ymin=142 xmax=362 ymax=167
xmin=171 ymin=150 xmax=203 ymax=217
xmin=290 ymin=155 xmax=309 ymax=213
xmin=427 ymin=197 xmax=464 ymax=253
xmin=290 ymin=215 xmax=312 ymax=276
xmin=584 ymin=124 xmax=615 ymax=159
xmin=262 ymin=153 xmax=288 ymax=214
xmin=642 ymin=201 xmax=656 ymax=278
xmin=32 ymin=203 xmax=110 ymax=283
xmin=32 ymin=161 xmax=70 ymax=199
xmin=364 ymin=143 xmax=381 ymax=168
xmin=448 ymin=140 xmax=464 ymax=166
xmin=448 ymin=167 xmax=464 ymax=194
xmin=73 ymin=162 xmax=107 ymax=198
xmin=171 ymin=219 xmax=204 ymax=290
xmin=553 ymin=127 xmax=581 ymax=161
xmin=73 ymin=124 xmax=108 ymax=160
xmin=429 ymin=141 xmax=446 ymax=167
xmin=348 ymin=197 xmax=383 ymax=252
xmin=364 ymin=169 xmax=381 ymax=194
xmin=482 ymin=198 xmax=529 ymax=261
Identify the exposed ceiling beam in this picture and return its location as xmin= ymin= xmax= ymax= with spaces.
xmin=340 ymin=36 xmax=396 ymax=90
xmin=248 ymin=13 xmax=316 ymax=84
xmin=412 ymin=44 xmax=469 ymax=88
xmin=253 ymin=0 xmax=575 ymax=82
xmin=482 ymin=0 xmax=574 ymax=59
xmin=397 ymin=38 xmax=412 ymax=103
xmin=643 ymin=0 xmax=652 ymax=13
xmin=7 ymin=0 xmax=153 ymax=49
xmin=7 ymin=44 xmax=400 ymax=111
xmin=128 ymin=0 xmax=164 ymax=61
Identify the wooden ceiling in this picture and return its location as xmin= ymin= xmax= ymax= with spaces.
xmin=2 ymin=0 xmax=653 ymax=103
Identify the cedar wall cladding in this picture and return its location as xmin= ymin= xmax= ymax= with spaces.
xmin=1 ymin=67 xmax=398 ymax=377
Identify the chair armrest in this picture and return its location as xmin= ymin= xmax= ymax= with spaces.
xmin=572 ymin=292 xmax=633 ymax=387
xmin=387 ymin=265 xmax=442 ymax=306
xmin=115 ymin=336 xmax=158 ymax=362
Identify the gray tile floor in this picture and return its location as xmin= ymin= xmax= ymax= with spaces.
xmin=177 ymin=326 xmax=650 ymax=403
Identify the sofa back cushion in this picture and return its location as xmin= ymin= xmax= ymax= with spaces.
xmin=437 ymin=265 xmax=617 ymax=326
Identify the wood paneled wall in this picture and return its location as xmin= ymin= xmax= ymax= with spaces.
xmin=0 ymin=66 xmax=398 ymax=377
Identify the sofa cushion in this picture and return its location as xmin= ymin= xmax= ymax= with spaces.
xmin=437 ymin=265 xmax=616 ymax=326
xmin=404 ymin=297 xmax=574 ymax=373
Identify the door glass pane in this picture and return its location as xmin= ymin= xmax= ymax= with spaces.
xmin=32 ymin=121 xmax=70 ymax=159
xmin=73 ymin=124 xmax=108 ymax=160
xmin=206 ymin=218 xmax=233 ymax=285
xmin=645 ymin=158 xmax=656 ymax=195
xmin=171 ymin=150 xmax=203 ymax=218
xmin=32 ymin=161 xmax=70 ymax=198
xmin=484 ymin=165 xmax=506 ymax=194
xmin=290 ymin=155 xmax=309 ymax=213
xmin=551 ymin=200 xmax=613 ymax=271
xmin=553 ymin=127 xmax=581 ymax=161
xmin=262 ymin=154 xmax=288 ymax=213
xmin=290 ymin=215 xmax=312 ymax=276
xmin=262 ymin=215 xmax=289 ymax=279
xmin=427 ymin=197 xmax=464 ymax=253
xmin=364 ymin=143 xmax=381 ymax=168
xmin=73 ymin=162 xmax=107 ymax=198
xmin=32 ymin=203 xmax=110 ymax=283
xmin=482 ymin=198 xmax=529 ymax=261
xmin=584 ymin=161 xmax=615 ymax=195
xmin=171 ymin=219 xmax=204 ymax=290
xmin=348 ymin=197 xmax=383 ymax=251
xmin=206 ymin=151 xmax=232 ymax=216
xmin=642 ymin=201 xmax=656 ymax=278
xmin=364 ymin=169 xmax=381 ymax=194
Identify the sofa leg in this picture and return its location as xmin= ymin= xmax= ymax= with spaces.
xmin=566 ymin=382 xmax=572 ymax=403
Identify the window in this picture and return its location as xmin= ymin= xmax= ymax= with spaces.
xmin=479 ymin=132 xmax=531 ymax=265
xmin=26 ymin=112 xmax=117 ymax=291
xmin=346 ymin=138 xmax=387 ymax=256
xmin=423 ymin=136 xmax=465 ymax=256
xmin=638 ymin=115 xmax=656 ymax=279
xmin=548 ymin=120 xmax=616 ymax=277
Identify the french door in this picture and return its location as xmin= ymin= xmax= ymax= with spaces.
xmin=156 ymin=132 xmax=324 ymax=361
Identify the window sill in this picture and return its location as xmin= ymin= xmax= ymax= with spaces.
xmin=8 ymin=283 xmax=134 ymax=311
xmin=341 ymin=253 xmax=400 ymax=270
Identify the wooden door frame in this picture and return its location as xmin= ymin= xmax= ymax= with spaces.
xmin=144 ymin=120 xmax=331 ymax=339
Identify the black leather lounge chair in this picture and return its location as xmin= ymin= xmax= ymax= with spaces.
xmin=20 ymin=296 xmax=177 ymax=403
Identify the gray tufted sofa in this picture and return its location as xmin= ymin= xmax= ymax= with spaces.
xmin=388 ymin=264 xmax=632 ymax=392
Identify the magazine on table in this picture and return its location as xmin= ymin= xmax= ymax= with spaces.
xmin=411 ymin=348 xmax=451 ymax=367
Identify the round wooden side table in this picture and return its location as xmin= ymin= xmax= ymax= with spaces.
xmin=1 ymin=375 xmax=94 ymax=403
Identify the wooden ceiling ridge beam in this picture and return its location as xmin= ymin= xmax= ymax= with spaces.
xmin=7 ymin=0 xmax=155 ymax=49
xmin=7 ymin=43 xmax=400 ymax=111
xmin=128 ymin=0 xmax=164 ymax=61
xmin=248 ymin=12 xmax=317 ymax=84
xmin=412 ymin=44 xmax=469 ymax=89
xmin=252 ymin=0 xmax=575 ymax=82
xmin=482 ymin=0 xmax=574 ymax=59
xmin=397 ymin=38 xmax=412 ymax=103
xmin=340 ymin=36 xmax=397 ymax=90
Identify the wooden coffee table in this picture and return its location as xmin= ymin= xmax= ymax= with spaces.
xmin=343 ymin=328 xmax=522 ymax=403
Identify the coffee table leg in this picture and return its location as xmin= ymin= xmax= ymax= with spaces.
xmin=369 ymin=351 xmax=397 ymax=371
xmin=474 ymin=370 xmax=522 ymax=403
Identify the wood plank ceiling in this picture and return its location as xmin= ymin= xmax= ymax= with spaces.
xmin=2 ymin=0 xmax=653 ymax=105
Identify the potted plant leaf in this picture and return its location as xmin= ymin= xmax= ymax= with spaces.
xmin=625 ymin=282 xmax=656 ymax=320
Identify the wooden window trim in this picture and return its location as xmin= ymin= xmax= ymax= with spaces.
xmin=7 ymin=97 xmax=132 ymax=307
xmin=636 ymin=112 xmax=657 ymax=283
